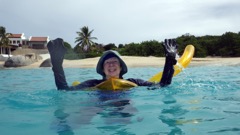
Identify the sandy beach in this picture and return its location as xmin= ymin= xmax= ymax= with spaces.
xmin=1 ymin=55 xmax=240 ymax=69
xmin=61 ymin=57 xmax=240 ymax=68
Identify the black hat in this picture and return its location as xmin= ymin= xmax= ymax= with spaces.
xmin=96 ymin=50 xmax=127 ymax=79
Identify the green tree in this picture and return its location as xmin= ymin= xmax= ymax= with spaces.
xmin=120 ymin=43 xmax=141 ymax=56
xmin=177 ymin=34 xmax=207 ymax=57
xmin=63 ymin=41 xmax=78 ymax=59
xmin=103 ymin=43 xmax=117 ymax=51
xmin=75 ymin=26 xmax=97 ymax=52
xmin=118 ymin=44 xmax=124 ymax=49
xmin=141 ymin=40 xmax=163 ymax=56
xmin=0 ymin=26 xmax=12 ymax=54
xmin=64 ymin=42 xmax=72 ymax=50
xmin=217 ymin=32 xmax=240 ymax=57
xmin=197 ymin=35 xmax=220 ymax=56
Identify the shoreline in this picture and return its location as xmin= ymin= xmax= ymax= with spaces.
xmin=1 ymin=56 xmax=240 ymax=69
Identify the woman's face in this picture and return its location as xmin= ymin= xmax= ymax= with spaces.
xmin=103 ymin=57 xmax=121 ymax=79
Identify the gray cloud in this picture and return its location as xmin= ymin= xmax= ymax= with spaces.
xmin=1 ymin=0 xmax=239 ymax=46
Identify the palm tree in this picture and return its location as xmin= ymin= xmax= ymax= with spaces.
xmin=75 ymin=26 xmax=97 ymax=52
xmin=0 ymin=26 xmax=12 ymax=55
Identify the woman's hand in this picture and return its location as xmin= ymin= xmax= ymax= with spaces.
xmin=163 ymin=39 xmax=178 ymax=58
xmin=47 ymin=38 xmax=67 ymax=67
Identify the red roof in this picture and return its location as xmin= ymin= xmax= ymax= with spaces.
xmin=29 ymin=37 xmax=48 ymax=42
xmin=8 ymin=34 xmax=22 ymax=38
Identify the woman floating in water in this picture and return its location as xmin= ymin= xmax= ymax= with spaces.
xmin=47 ymin=38 xmax=178 ymax=90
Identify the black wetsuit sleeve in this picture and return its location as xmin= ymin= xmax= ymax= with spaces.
xmin=47 ymin=38 xmax=102 ymax=91
xmin=52 ymin=66 xmax=69 ymax=90
xmin=127 ymin=56 xmax=176 ymax=88
xmin=159 ymin=56 xmax=176 ymax=87
xmin=52 ymin=67 xmax=103 ymax=90
xmin=128 ymin=39 xmax=177 ymax=88
xmin=47 ymin=38 xmax=69 ymax=90
xmin=159 ymin=39 xmax=178 ymax=87
xmin=127 ymin=78 xmax=155 ymax=86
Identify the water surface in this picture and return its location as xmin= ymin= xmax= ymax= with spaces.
xmin=0 ymin=66 xmax=240 ymax=135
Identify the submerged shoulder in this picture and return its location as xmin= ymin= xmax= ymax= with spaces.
xmin=82 ymin=79 xmax=104 ymax=84
xmin=72 ymin=79 xmax=104 ymax=89
xmin=127 ymin=78 xmax=154 ymax=86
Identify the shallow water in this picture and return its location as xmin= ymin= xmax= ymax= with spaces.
xmin=0 ymin=66 xmax=240 ymax=135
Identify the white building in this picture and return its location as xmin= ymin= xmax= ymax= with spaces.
xmin=0 ymin=33 xmax=27 ymax=55
xmin=8 ymin=33 xmax=28 ymax=47
xmin=0 ymin=32 xmax=50 ymax=57
xmin=28 ymin=36 xmax=50 ymax=49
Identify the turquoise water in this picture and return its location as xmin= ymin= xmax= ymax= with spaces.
xmin=0 ymin=66 xmax=240 ymax=135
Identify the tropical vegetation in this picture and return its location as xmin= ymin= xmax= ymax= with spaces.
xmin=0 ymin=26 xmax=12 ymax=54
xmin=75 ymin=26 xmax=97 ymax=51
xmin=1 ymin=25 xmax=240 ymax=59
xmin=70 ymin=29 xmax=240 ymax=59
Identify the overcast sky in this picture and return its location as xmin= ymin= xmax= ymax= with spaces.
xmin=1 ymin=0 xmax=240 ymax=47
